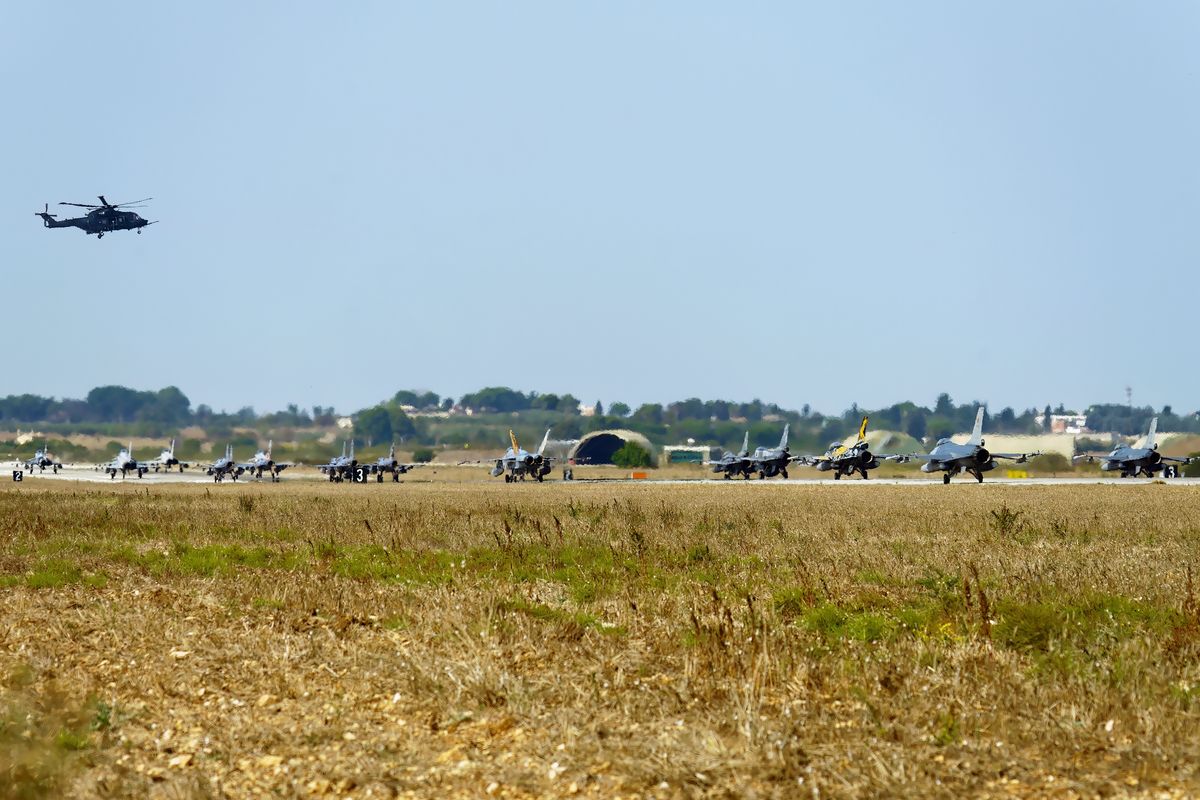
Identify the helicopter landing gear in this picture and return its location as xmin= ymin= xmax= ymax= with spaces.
xmin=97 ymin=232 xmax=104 ymax=239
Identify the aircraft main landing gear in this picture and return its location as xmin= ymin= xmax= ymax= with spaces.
xmin=943 ymin=474 xmax=951 ymax=485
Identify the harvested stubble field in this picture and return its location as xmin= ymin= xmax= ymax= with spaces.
xmin=2 ymin=482 xmax=1200 ymax=799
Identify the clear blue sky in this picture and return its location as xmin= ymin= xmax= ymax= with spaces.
xmin=3 ymin=3 xmax=1197 ymax=416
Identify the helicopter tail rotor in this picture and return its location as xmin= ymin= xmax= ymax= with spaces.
xmin=35 ymin=203 xmax=59 ymax=227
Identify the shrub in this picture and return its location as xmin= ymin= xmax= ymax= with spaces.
xmin=612 ymin=442 xmax=654 ymax=468
xmin=1184 ymin=453 xmax=1200 ymax=478
xmin=411 ymin=447 xmax=435 ymax=463
xmin=1029 ymin=453 xmax=1070 ymax=475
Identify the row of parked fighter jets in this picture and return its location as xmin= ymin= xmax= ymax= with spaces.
xmin=20 ymin=439 xmax=421 ymax=483
xmin=443 ymin=407 xmax=1190 ymax=484
xmin=706 ymin=408 xmax=1190 ymax=483
xmin=16 ymin=408 xmax=1190 ymax=484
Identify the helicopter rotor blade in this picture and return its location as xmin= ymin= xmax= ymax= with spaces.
xmin=60 ymin=202 xmax=100 ymax=208
xmin=112 ymin=197 xmax=152 ymax=208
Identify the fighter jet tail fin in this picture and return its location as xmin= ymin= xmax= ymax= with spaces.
xmin=739 ymin=431 xmax=749 ymax=457
xmin=169 ymin=438 xmax=176 ymax=457
xmin=779 ymin=424 xmax=790 ymax=451
xmin=537 ymin=429 xmax=551 ymax=456
xmin=1146 ymin=416 xmax=1158 ymax=450
xmin=967 ymin=407 xmax=985 ymax=447
xmin=509 ymin=429 xmax=520 ymax=454
xmin=857 ymin=416 xmax=869 ymax=443
xmin=267 ymin=440 xmax=273 ymax=460
xmin=389 ymin=442 xmax=396 ymax=459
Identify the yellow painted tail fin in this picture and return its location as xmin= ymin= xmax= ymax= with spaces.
xmin=857 ymin=416 xmax=869 ymax=443
xmin=509 ymin=429 xmax=520 ymax=453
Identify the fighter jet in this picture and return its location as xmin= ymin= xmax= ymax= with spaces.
xmin=367 ymin=443 xmax=421 ymax=482
xmin=745 ymin=424 xmax=792 ymax=480
xmin=317 ymin=441 xmax=359 ymax=482
xmin=24 ymin=443 xmax=63 ymax=474
xmin=103 ymin=443 xmax=149 ymax=480
xmin=486 ymin=429 xmax=554 ymax=482
xmin=710 ymin=432 xmax=752 ymax=479
xmin=794 ymin=416 xmax=909 ymax=480
xmin=237 ymin=440 xmax=293 ymax=482
xmin=906 ymin=407 xmax=1038 ymax=484
xmin=148 ymin=439 xmax=189 ymax=473
xmin=1074 ymin=417 xmax=1191 ymax=477
xmin=204 ymin=445 xmax=243 ymax=483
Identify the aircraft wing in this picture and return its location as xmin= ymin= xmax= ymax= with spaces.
xmin=1159 ymin=455 xmax=1192 ymax=464
xmin=790 ymin=455 xmax=826 ymax=466
xmin=1072 ymin=454 xmax=1109 ymax=464
xmin=991 ymin=451 xmax=1040 ymax=463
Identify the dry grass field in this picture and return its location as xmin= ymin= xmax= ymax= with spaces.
xmin=2 ymin=481 xmax=1199 ymax=798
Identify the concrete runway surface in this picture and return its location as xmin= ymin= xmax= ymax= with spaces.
xmin=6 ymin=464 xmax=1198 ymax=487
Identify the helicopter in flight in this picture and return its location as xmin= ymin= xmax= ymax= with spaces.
xmin=35 ymin=196 xmax=155 ymax=239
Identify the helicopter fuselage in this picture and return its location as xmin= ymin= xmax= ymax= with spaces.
xmin=50 ymin=210 xmax=148 ymax=236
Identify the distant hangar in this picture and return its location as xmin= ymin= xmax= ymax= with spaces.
xmin=569 ymin=429 xmax=655 ymax=465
